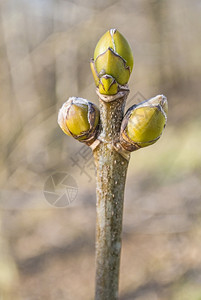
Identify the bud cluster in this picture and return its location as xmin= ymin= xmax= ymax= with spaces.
xmin=58 ymin=30 xmax=168 ymax=153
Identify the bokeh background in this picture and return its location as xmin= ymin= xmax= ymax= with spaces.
xmin=1 ymin=0 xmax=201 ymax=299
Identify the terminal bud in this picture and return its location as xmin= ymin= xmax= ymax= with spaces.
xmin=90 ymin=29 xmax=133 ymax=95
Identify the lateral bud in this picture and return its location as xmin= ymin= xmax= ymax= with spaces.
xmin=120 ymin=95 xmax=168 ymax=151
xmin=58 ymin=97 xmax=100 ymax=144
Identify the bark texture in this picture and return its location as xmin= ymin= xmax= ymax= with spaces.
xmin=93 ymin=90 xmax=130 ymax=300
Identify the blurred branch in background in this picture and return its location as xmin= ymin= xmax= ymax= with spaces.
xmin=0 ymin=212 xmax=20 ymax=300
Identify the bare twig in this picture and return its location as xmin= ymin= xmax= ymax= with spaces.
xmin=93 ymin=89 xmax=130 ymax=300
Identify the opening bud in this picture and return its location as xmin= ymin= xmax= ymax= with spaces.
xmin=90 ymin=29 xmax=134 ymax=94
xmin=120 ymin=95 xmax=168 ymax=151
xmin=99 ymin=75 xmax=118 ymax=95
xmin=58 ymin=97 xmax=100 ymax=144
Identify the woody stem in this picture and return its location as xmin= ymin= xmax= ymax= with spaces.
xmin=93 ymin=90 xmax=130 ymax=300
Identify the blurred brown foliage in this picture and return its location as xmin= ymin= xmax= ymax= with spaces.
xmin=0 ymin=0 xmax=201 ymax=299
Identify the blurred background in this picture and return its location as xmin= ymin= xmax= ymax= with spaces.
xmin=0 ymin=0 xmax=201 ymax=299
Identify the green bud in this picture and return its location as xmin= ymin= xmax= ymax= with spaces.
xmin=90 ymin=29 xmax=134 ymax=94
xmin=94 ymin=29 xmax=133 ymax=72
xmin=99 ymin=75 xmax=118 ymax=95
xmin=120 ymin=95 xmax=168 ymax=151
xmin=58 ymin=97 xmax=100 ymax=143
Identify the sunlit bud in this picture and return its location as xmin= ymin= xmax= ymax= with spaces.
xmin=120 ymin=95 xmax=168 ymax=151
xmin=58 ymin=97 xmax=100 ymax=143
xmin=99 ymin=75 xmax=118 ymax=95
xmin=90 ymin=29 xmax=134 ymax=94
